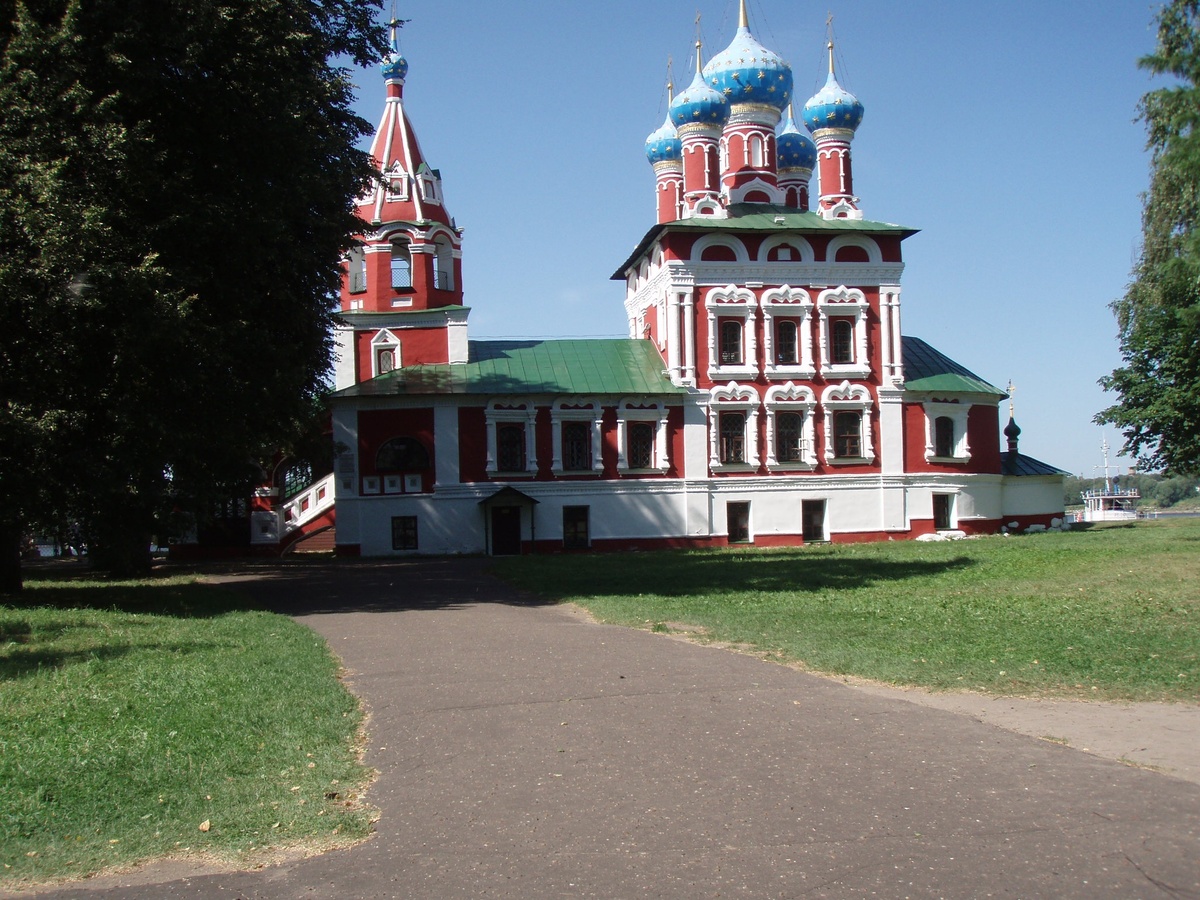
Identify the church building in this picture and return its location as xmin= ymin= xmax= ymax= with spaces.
xmin=297 ymin=5 xmax=1065 ymax=557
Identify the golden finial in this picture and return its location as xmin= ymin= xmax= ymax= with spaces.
xmin=667 ymin=56 xmax=675 ymax=103
xmin=739 ymin=0 xmax=749 ymax=29
xmin=695 ymin=39 xmax=704 ymax=75
xmin=826 ymin=13 xmax=836 ymax=75
xmin=387 ymin=2 xmax=409 ymax=49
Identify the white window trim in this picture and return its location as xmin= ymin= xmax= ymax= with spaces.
xmin=762 ymin=285 xmax=815 ymax=380
xmin=764 ymin=383 xmax=817 ymax=470
xmin=485 ymin=399 xmax=538 ymax=477
xmin=923 ymin=402 xmax=972 ymax=462
xmin=370 ymin=329 xmax=400 ymax=378
xmin=817 ymin=286 xmax=871 ymax=379
xmin=616 ymin=398 xmax=670 ymax=474
xmin=418 ymin=172 xmax=441 ymax=205
xmin=705 ymin=285 xmax=758 ymax=380
xmin=709 ymin=382 xmax=760 ymax=471
xmin=550 ymin=398 xmax=603 ymax=475
xmin=385 ymin=161 xmax=410 ymax=200
xmin=821 ymin=380 xmax=875 ymax=465
xmin=932 ymin=491 xmax=958 ymax=530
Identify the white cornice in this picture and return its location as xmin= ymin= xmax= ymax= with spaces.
xmin=335 ymin=307 xmax=469 ymax=331
xmin=677 ymin=262 xmax=905 ymax=286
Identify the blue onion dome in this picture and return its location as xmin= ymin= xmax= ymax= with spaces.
xmin=645 ymin=114 xmax=682 ymax=164
xmin=702 ymin=21 xmax=792 ymax=111
xmin=670 ymin=66 xmax=730 ymax=128
xmin=381 ymin=49 xmax=409 ymax=81
xmin=776 ymin=106 xmax=816 ymax=170
xmin=802 ymin=49 xmax=864 ymax=133
xmin=381 ymin=19 xmax=408 ymax=81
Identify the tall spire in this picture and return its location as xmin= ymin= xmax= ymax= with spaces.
xmin=739 ymin=0 xmax=749 ymax=29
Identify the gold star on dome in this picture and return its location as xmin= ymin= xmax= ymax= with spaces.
xmin=767 ymin=85 xmax=775 ymax=93
xmin=757 ymin=71 xmax=766 ymax=80
xmin=723 ymin=87 xmax=733 ymax=95
xmin=743 ymin=84 xmax=753 ymax=93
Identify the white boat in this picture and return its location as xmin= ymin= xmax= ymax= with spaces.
xmin=1081 ymin=439 xmax=1140 ymax=522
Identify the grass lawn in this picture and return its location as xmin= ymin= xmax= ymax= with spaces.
xmin=496 ymin=519 xmax=1200 ymax=702
xmin=0 ymin=570 xmax=373 ymax=888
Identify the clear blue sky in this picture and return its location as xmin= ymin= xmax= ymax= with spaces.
xmin=352 ymin=1 xmax=1163 ymax=478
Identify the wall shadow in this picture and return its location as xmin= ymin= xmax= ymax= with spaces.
xmin=494 ymin=550 xmax=977 ymax=600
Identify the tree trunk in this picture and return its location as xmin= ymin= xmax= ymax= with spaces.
xmin=0 ymin=520 xmax=23 ymax=593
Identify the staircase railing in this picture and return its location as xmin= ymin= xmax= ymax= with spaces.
xmin=279 ymin=472 xmax=337 ymax=538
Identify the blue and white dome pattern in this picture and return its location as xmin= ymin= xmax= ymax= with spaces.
xmin=802 ymin=71 xmax=864 ymax=133
xmin=776 ymin=107 xmax=816 ymax=170
xmin=703 ymin=26 xmax=792 ymax=111
xmin=381 ymin=50 xmax=409 ymax=82
xmin=670 ymin=69 xmax=730 ymax=128
xmin=645 ymin=114 xmax=682 ymax=164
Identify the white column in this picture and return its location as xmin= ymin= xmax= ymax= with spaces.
xmin=433 ymin=404 xmax=459 ymax=487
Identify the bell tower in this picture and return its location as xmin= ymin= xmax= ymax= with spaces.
xmin=333 ymin=18 xmax=469 ymax=391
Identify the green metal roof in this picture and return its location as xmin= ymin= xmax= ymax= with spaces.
xmin=331 ymin=339 xmax=684 ymax=399
xmin=337 ymin=306 xmax=470 ymax=318
xmin=613 ymin=203 xmax=918 ymax=279
xmin=902 ymin=336 xmax=1006 ymax=397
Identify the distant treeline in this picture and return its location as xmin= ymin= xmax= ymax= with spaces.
xmin=1064 ymin=473 xmax=1200 ymax=508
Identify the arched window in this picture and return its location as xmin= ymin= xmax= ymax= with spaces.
xmin=347 ymin=248 xmax=367 ymax=293
xmin=833 ymin=411 xmax=863 ymax=459
xmin=719 ymin=412 xmax=746 ymax=464
xmin=776 ymin=320 xmax=798 ymax=364
xmin=628 ymin=422 xmax=654 ymax=469
xmin=496 ymin=423 xmax=526 ymax=473
xmin=720 ymin=320 xmax=743 ymax=365
xmin=377 ymin=348 xmax=395 ymax=374
xmin=390 ymin=240 xmax=412 ymax=289
xmin=775 ymin=412 xmax=804 ymax=462
xmin=831 ymin=319 xmax=854 ymax=364
xmin=561 ymin=422 xmax=592 ymax=471
xmin=376 ymin=437 xmax=430 ymax=472
xmin=750 ymin=135 xmax=764 ymax=168
xmin=433 ymin=236 xmax=454 ymax=290
xmin=935 ymin=416 xmax=955 ymax=458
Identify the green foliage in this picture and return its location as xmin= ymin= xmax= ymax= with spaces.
xmin=0 ymin=1 xmax=390 ymax=578
xmin=497 ymin=520 xmax=1200 ymax=701
xmin=0 ymin=575 xmax=373 ymax=886
xmin=1098 ymin=0 xmax=1200 ymax=474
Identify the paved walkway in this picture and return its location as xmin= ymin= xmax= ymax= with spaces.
xmin=26 ymin=559 xmax=1200 ymax=898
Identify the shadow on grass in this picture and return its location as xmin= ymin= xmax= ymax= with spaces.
xmin=199 ymin=556 xmax=554 ymax=616
xmin=495 ymin=551 xmax=977 ymax=599
xmin=0 ymin=637 xmax=225 ymax=681
xmin=5 ymin=556 xmax=552 ymax=618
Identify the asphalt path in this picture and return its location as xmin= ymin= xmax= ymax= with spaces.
xmin=25 ymin=558 xmax=1200 ymax=898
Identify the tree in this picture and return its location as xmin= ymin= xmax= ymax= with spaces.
xmin=0 ymin=0 xmax=389 ymax=585
xmin=1097 ymin=0 xmax=1200 ymax=474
